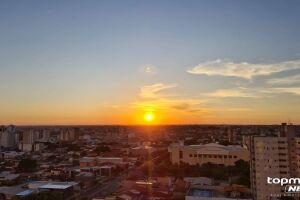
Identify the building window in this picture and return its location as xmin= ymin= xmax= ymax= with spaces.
xmin=179 ymin=151 xmax=183 ymax=159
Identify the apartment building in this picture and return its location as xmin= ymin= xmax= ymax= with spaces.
xmin=60 ymin=128 xmax=79 ymax=142
xmin=18 ymin=129 xmax=46 ymax=152
xmin=168 ymin=143 xmax=249 ymax=166
xmin=0 ymin=125 xmax=16 ymax=148
xmin=250 ymin=123 xmax=299 ymax=200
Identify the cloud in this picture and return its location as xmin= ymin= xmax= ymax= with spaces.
xmin=171 ymin=102 xmax=190 ymax=110
xmin=135 ymin=83 xmax=206 ymax=114
xmin=209 ymin=107 xmax=251 ymax=112
xmin=140 ymin=64 xmax=158 ymax=74
xmin=134 ymin=97 xmax=202 ymax=109
xmin=187 ymin=59 xmax=300 ymax=79
xmin=273 ymin=87 xmax=300 ymax=96
xmin=206 ymin=86 xmax=300 ymax=98
xmin=206 ymin=88 xmax=259 ymax=98
xmin=267 ymin=74 xmax=300 ymax=85
xmin=140 ymin=83 xmax=177 ymax=98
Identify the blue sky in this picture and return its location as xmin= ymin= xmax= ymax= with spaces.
xmin=1 ymin=0 xmax=300 ymax=124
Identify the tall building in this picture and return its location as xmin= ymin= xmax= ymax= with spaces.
xmin=250 ymin=123 xmax=298 ymax=200
xmin=168 ymin=143 xmax=249 ymax=166
xmin=19 ymin=129 xmax=36 ymax=144
xmin=0 ymin=125 xmax=16 ymax=148
xmin=18 ymin=129 xmax=44 ymax=152
xmin=59 ymin=128 xmax=79 ymax=142
xmin=227 ymin=127 xmax=237 ymax=144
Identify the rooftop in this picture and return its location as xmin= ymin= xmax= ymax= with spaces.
xmin=188 ymin=188 xmax=213 ymax=197
xmin=172 ymin=143 xmax=247 ymax=152
xmin=38 ymin=182 xmax=78 ymax=190
xmin=16 ymin=189 xmax=37 ymax=197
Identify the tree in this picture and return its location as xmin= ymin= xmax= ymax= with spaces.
xmin=95 ymin=145 xmax=110 ymax=153
xmin=233 ymin=176 xmax=250 ymax=187
xmin=231 ymin=159 xmax=250 ymax=187
xmin=66 ymin=143 xmax=80 ymax=151
xmin=17 ymin=158 xmax=37 ymax=172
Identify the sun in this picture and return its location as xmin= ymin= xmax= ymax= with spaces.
xmin=144 ymin=113 xmax=154 ymax=122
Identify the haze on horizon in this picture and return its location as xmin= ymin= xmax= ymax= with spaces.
xmin=1 ymin=0 xmax=300 ymax=125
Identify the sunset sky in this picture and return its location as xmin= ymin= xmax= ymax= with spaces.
xmin=1 ymin=0 xmax=300 ymax=125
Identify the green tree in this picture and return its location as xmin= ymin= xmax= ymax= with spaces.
xmin=17 ymin=158 xmax=37 ymax=172
xmin=95 ymin=145 xmax=110 ymax=153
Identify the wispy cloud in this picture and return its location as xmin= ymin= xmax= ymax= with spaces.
xmin=133 ymin=98 xmax=205 ymax=114
xmin=140 ymin=64 xmax=158 ymax=74
xmin=140 ymin=83 xmax=177 ymax=98
xmin=206 ymin=86 xmax=300 ymax=98
xmin=267 ymin=74 xmax=300 ymax=85
xmin=273 ymin=87 xmax=300 ymax=96
xmin=187 ymin=59 xmax=300 ymax=79
xmin=206 ymin=88 xmax=259 ymax=98
xmin=136 ymin=83 xmax=205 ymax=114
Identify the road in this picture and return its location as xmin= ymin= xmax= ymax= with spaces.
xmin=74 ymin=151 xmax=169 ymax=199
xmin=84 ymin=175 xmax=126 ymax=199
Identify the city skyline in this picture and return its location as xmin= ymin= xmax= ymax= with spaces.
xmin=1 ymin=0 xmax=300 ymax=125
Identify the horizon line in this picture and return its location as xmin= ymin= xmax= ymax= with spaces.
xmin=1 ymin=123 xmax=296 ymax=127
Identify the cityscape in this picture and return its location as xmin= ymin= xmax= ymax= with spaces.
xmin=0 ymin=124 xmax=300 ymax=200
xmin=1 ymin=1 xmax=300 ymax=200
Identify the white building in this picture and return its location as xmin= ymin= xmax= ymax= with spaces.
xmin=250 ymin=123 xmax=299 ymax=200
xmin=168 ymin=143 xmax=249 ymax=166
xmin=18 ymin=129 xmax=45 ymax=152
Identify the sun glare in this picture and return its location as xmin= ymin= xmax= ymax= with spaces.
xmin=144 ymin=113 xmax=154 ymax=122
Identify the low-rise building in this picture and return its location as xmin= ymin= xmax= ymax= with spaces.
xmin=79 ymin=157 xmax=123 ymax=168
xmin=186 ymin=185 xmax=252 ymax=200
xmin=130 ymin=146 xmax=155 ymax=157
xmin=168 ymin=143 xmax=249 ymax=166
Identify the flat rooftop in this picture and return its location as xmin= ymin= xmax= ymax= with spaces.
xmin=38 ymin=182 xmax=78 ymax=190
xmin=188 ymin=188 xmax=213 ymax=197
xmin=16 ymin=189 xmax=37 ymax=197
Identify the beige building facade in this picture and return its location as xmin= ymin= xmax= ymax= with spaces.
xmin=250 ymin=123 xmax=299 ymax=200
xmin=168 ymin=143 xmax=249 ymax=166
